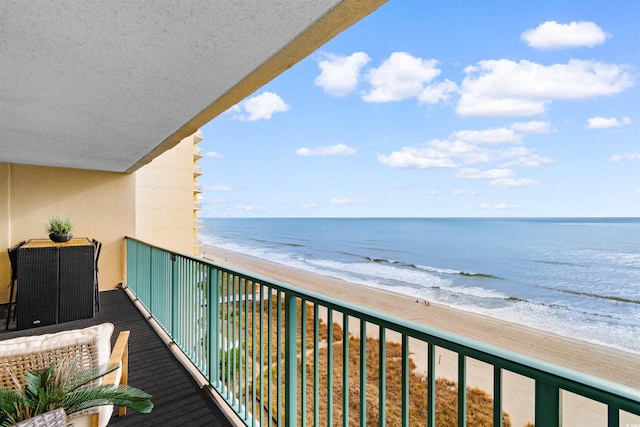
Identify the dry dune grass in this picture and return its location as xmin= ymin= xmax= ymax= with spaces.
xmin=226 ymin=294 xmax=513 ymax=426
xmin=300 ymin=335 xmax=512 ymax=427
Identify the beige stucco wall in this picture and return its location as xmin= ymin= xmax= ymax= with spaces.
xmin=0 ymin=163 xmax=136 ymax=303
xmin=134 ymin=135 xmax=197 ymax=255
xmin=0 ymin=164 xmax=10 ymax=300
xmin=0 ymin=133 xmax=199 ymax=304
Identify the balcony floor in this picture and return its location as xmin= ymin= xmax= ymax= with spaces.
xmin=0 ymin=289 xmax=234 ymax=427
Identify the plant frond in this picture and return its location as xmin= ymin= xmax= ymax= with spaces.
xmin=65 ymin=385 xmax=153 ymax=414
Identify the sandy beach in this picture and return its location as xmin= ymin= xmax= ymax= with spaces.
xmin=201 ymin=244 xmax=640 ymax=426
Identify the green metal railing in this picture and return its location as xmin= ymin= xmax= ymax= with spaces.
xmin=126 ymin=237 xmax=640 ymax=426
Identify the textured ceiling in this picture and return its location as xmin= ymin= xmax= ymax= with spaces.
xmin=0 ymin=1 xmax=384 ymax=172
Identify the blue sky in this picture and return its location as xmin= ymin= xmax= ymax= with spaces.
xmin=199 ymin=1 xmax=639 ymax=218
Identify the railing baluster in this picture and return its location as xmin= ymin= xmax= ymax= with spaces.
xmin=244 ymin=278 xmax=249 ymax=419
xmin=232 ymin=274 xmax=238 ymax=409
xmin=284 ymin=292 xmax=298 ymax=427
xmin=209 ymin=266 xmax=219 ymax=388
xmin=493 ymin=366 xmax=502 ymax=427
xmin=301 ymin=299 xmax=307 ymax=427
xmin=171 ymin=252 xmax=178 ymax=340
xmin=224 ymin=273 xmax=234 ymax=399
xmin=327 ymin=308 xmax=334 ymax=426
xmin=402 ymin=334 xmax=409 ymax=427
xmin=343 ymin=314 xmax=350 ymax=426
xmin=267 ymin=286 xmax=273 ymax=427
xmin=427 ymin=343 xmax=435 ymax=427
xmin=259 ymin=284 xmax=265 ymax=426
xmin=360 ymin=320 xmax=367 ymax=427
xmin=608 ymin=405 xmax=619 ymax=427
xmin=277 ymin=290 xmax=283 ymax=427
xmin=535 ymin=380 xmax=561 ymax=427
xmin=379 ymin=327 xmax=386 ymax=427
xmin=251 ymin=281 xmax=257 ymax=427
xmin=458 ymin=354 xmax=467 ymax=427
xmin=313 ymin=303 xmax=319 ymax=427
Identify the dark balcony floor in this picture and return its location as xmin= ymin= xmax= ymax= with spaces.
xmin=0 ymin=289 xmax=234 ymax=427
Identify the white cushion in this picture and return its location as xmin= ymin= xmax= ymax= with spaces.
xmin=0 ymin=323 xmax=116 ymax=427
xmin=0 ymin=323 xmax=114 ymax=368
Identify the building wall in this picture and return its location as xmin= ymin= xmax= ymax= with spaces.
xmin=0 ymin=163 xmax=136 ymax=303
xmin=134 ymin=133 xmax=200 ymax=255
xmin=0 ymin=132 xmax=202 ymax=304
xmin=0 ymin=164 xmax=11 ymax=301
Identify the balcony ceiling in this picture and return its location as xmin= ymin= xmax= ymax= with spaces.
xmin=0 ymin=1 xmax=384 ymax=173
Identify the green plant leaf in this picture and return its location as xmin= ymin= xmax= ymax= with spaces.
xmin=0 ymin=360 xmax=153 ymax=423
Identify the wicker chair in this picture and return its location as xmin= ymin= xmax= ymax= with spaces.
xmin=0 ymin=323 xmax=130 ymax=427
xmin=12 ymin=409 xmax=66 ymax=427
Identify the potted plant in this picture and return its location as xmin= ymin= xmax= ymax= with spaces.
xmin=46 ymin=216 xmax=74 ymax=242
xmin=0 ymin=360 xmax=153 ymax=426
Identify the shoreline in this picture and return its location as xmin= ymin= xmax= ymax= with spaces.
xmin=200 ymin=244 xmax=640 ymax=426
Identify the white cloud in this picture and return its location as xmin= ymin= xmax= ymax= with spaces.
xmin=510 ymin=121 xmax=553 ymax=134
xmin=458 ymin=59 xmax=635 ymax=117
xmin=421 ymin=189 xmax=439 ymax=195
xmin=392 ymin=182 xmax=406 ymax=189
xmin=315 ymin=52 xmax=371 ymax=97
xmin=363 ymin=52 xmax=441 ymax=102
xmin=380 ymin=119 xmax=559 ymax=171
xmin=233 ymin=92 xmax=289 ymax=121
xmin=238 ymin=204 xmax=267 ymax=212
xmin=377 ymin=143 xmax=460 ymax=168
xmin=418 ymin=79 xmax=458 ymax=104
xmin=452 ymin=127 xmax=522 ymax=145
xmin=330 ymin=198 xmax=367 ymax=205
xmin=586 ymin=116 xmax=632 ymax=129
xmin=452 ymin=189 xmax=465 ymax=196
xmin=609 ymin=153 xmax=640 ymax=162
xmin=457 ymin=168 xmax=538 ymax=188
xmin=296 ymin=143 xmax=356 ymax=156
xmin=490 ymin=178 xmax=539 ymax=188
xmin=206 ymin=183 xmax=233 ymax=192
xmin=301 ymin=203 xmax=319 ymax=209
xmin=521 ymin=21 xmax=609 ymax=50
xmin=222 ymin=105 xmax=241 ymax=115
xmin=205 ymin=151 xmax=223 ymax=158
xmin=499 ymin=147 xmax=555 ymax=167
xmin=457 ymin=168 xmax=515 ymax=179
xmin=480 ymin=203 xmax=518 ymax=209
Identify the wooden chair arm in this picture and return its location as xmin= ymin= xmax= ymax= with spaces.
xmin=102 ymin=330 xmax=130 ymax=417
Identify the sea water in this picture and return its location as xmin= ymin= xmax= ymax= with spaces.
xmin=199 ymin=218 xmax=640 ymax=354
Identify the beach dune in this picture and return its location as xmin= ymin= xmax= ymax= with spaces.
xmin=201 ymin=244 xmax=640 ymax=427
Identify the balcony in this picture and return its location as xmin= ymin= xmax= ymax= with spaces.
xmin=121 ymin=237 xmax=640 ymax=427
xmin=2 ymin=237 xmax=638 ymax=426
xmin=0 ymin=288 xmax=234 ymax=426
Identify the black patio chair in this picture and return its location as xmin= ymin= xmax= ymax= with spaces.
xmin=5 ymin=240 xmax=26 ymax=330
xmin=92 ymin=239 xmax=102 ymax=311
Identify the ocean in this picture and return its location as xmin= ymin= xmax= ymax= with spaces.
xmin=199 ymin=217 xmax=640 ymax=354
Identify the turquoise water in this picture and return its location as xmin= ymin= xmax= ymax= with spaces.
xmin=200 ymin=218 xmax=640 ymax=354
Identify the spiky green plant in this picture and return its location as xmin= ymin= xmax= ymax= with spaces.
xmin=0 ymin=360 xmax=153 ymax=426
xmin=45 ymin=216 xmax=74 ymax=234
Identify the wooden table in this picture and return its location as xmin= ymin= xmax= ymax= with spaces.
xmin=16 ymin=238 xmax=95 ymax=330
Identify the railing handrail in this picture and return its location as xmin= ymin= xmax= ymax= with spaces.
xmin=124 ymin=237 xmax=640 ymax=414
